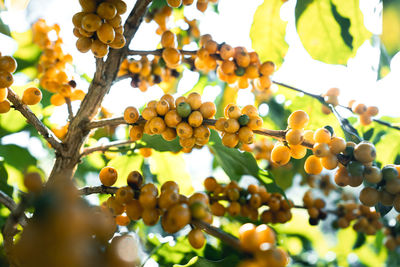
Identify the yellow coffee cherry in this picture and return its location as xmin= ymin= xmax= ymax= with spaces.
xmin=290 ymin=145 xmax=307 ymax=159
xmin=313 ymin=128 xmax=331 ymax=144
xmin=304 ymin=155 xmax=323 ymax=175
xmin=238 ymin=126 xmax=254 ymax=144
xmin=287 ymin=110 xmax=309 ymax=129
xmin=124 ymin=106 xmax=139 ymax=124
xmin=222 ymin=133 xmax=239 ymax=148
xmin=271 ymin=144 xmax=291 ymax=166
xmin=224 ymin=118 xmax=240 ymax=133
xmin=313 ymin=143 xmax=330 ymax=157
xmin=329 ymin=137 xmax=346 ymax=154
xmin=286 ymin=129 xmax=304 ymax=145
xmin=321 ymin=153 xmax=338 ymax=170
xmin=188 ymin=111 xmax=203 ymax=127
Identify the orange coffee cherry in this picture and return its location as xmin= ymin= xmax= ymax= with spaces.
xmin=22 ymin=87 xmax=42 ymax=105
xmin=124 ymin=106 xmax=139 ymax=124
xmin=99 ymin=166 xmax=118 ymax=186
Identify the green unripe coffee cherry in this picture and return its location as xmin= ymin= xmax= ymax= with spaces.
xmin=177 ymin=102 xmax=192 ymax=118
xmin=235 ymin=67 xmax=246 ymax=76
xmin=382 ymin=165 xmax=399 ymax=181
xmin=238 ymin=114 xmax=250 ymax=126
xmin=324 ymin=125 xmax=334 ymax=136
xmin=347 ymin=161 xmax=364 ymax=177
xmin=189 ymin=201 xmax=208 ymax=220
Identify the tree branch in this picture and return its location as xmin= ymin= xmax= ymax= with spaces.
xmin=48 ymin=0 xmax=152 ymax=183
xmin=2 ymin=197 xmax=29 ymax=265
xmin=79 ymin=186 xmax=118 ymax=195
xmin=128 ymin=49 xmax=197 ymax=56
xmin=80 ymin=140 xmax=136 ymax=157
xmin=87 ymin=116 xmax=145 ymax=130
xmin=274 ymin=80 xmax=400 ymax=132
xmin=7 ymin=88 xmax=63 ymax=152
xmin=65 ymin=97 xmax=74 ymax=122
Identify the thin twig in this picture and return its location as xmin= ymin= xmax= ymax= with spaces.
xmin=7 ymin=88 xmax=63 ymax=152
xmin=87 ymin=116 xmax=146 ymax=130
xmin=80 ymin=140 xmax=136 ymax=157
xmin=79 ymin=186 xmax=118 ymax=195
xmin=65 ymin=97 xmax=74 ymax=122
xmin=191 ymin=219 xmax=241 ymax=251
xmin=274 ymin=81 xmax=400 ymax=132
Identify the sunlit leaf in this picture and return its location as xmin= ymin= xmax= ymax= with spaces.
xmin=0 ymin=144 xmax=36 ymax=171
xmin=208 ymin=130 xmax=284 ymax=195
xmin=149 ymin=151 xmax=194 ymax=195
xmin=136 ymin=134 xmax=182 ymax=152
xmin=296 ymin=0 xmax=370 ymax=65
xmin=381 ymin=2 xmax=400 ymax=57
xmin=250 ymin=0 xmax=288 ymax=67
xmin=107 ymin=154 xmax=143 ymax=187
xmin=0 ymin=161 xmax=13 ymax=197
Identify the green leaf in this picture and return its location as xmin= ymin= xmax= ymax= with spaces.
xmin=381 ymin=1 xmax=400 ymax=57
xmin=136 ymin=134 xmax=182 ymax=152
xmin=363 ymin=128 xmax=374 ymax=141
xmin=296 ymin=0 xmax=370 ymax=65
xmin=352 ymin=232 xmax=366 ymax=249
xmin=175 ymin=255 xmax=240 ymax=267
xmin=0 ymin=144 xmax=36 ymax=171
xmin=0 ymin=109 xmax=27 ymax=133
xmin=107 ymin=154 xmax=143 ymax=187
xmin=0 ymin=16 xmax=11 ymax=36
xmin=149 ymin=151 xmax=193 ymax=195
xmin=208 ymin=130 xmax=284 ymax=195
xmin=0 ymin=161 xmax=13 ymax=197
xmin=183 ymin=76 xmax=211 ymax=97
xmin=250 ymin=0 xmax=288 ymax=67
xmin=374 ymin=230 xmax=384 ymax=254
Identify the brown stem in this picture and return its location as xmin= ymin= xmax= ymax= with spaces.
xmin=7 ymin=88 xmax=63 ymax=152
xmin=79 ymin=186 xmax=118 ymax=195
xmin=80 ymin=140 xmax=136 ymax=157
xmin=127 ymin=49 xmax=197 ymax=56
xmin=191 ymin=219 xmax=241 ymax=251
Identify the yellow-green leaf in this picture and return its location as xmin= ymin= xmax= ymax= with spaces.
xmin=149 ymin=151 xmax=194 ymax=195
xmin=250 ymin=0 xmax=288 ymax=68
xmin=381 ymin=2 xmax=400 ymax=56
xmin=107 ymin=155 xmax=143 ymax=187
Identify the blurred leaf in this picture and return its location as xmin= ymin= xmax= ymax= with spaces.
xmin=148 ymin=0 xmax=166 ymax=12
xmin=382 ymin=1 xmax=400 ymax=57
xmin=296 ymin=0 xmax=370 ymax=65
xmin=215 ymin=84 xmax=237 ymax=119
xmin=136 ymin=134 xmax=182 ymax=152
xmin=0 ymin=16 xmax=10 ymax=36
xmin=0 ymin=161 xmax=13 ymax=197
xmin=11 ymin=30 xmax=41 ymax=73
xmin=184 ymin=76 xmax=212 ymax=97
xmin=372 ymin=130 xmax=386 ymax=145
xmin=176 ymin=255 xmax=239 ymax=267
xmin=0 ymin=144 xmax=36 ymax=171
xmin=0 ymin=109 xmax=27 ymax=133
xmin=250 ymin=0 xmax=288 ymax=67
xmin=374 ymin=229 xmax=384 ymax=254
xmin=363 ymin=128 xmax=374 ymax=141
xmin=149 ymin=151 xmax=194 ymax=195
xmin=107 ymin=154 xmax=143 ymax=187
xmin=353 ymin=232 xmax=366 ymax=249
xmin=208 ymin=130 xmax=284 ymax=195
xmin=7 ymin=0 xmax=30 ymax=10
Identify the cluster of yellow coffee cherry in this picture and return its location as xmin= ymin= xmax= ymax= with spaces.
xmin=0 ymin=52 xmax=17 ymax=113
xmin=270 ymin=110 xmax=310 ymax=166
xmin=333 ymin=203 xmax=383 ymax=235
xmin=214 ymin=104 xmax=262 ymax=148
xmin=118 ymin=56 xmax=180 ymax=92
xmin=167 ymin=0 xmax=218 ymax=12
xmin=349 ymin=99 xmax=379 ymax=126
xmin=18 ymin=174 xmax=141 ymax=266
xmin=196 ymin=34 xmax=275 ymax=91
xmin=302 ymin=190 xmax=327 ymax=226
xmin=72 ymin=0 xmax=127 ymax=58
xmin=301 ymin=174 xmax=336 ymax=196
xmin=32 ymin=19 xmax=85 ymax=106
xmin=237 ymin=223 xmax=289 ymax=267
xmin=98 ymin=166 xmax=212 ymax=249
xmin=125 ymin=93 xmax=216 ymax=152
xmin=204 ymin=177 xmax=294 ymax=224
xmin=321 ymin=87 xmax=379 ymax=126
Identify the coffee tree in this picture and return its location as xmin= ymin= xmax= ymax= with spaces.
xmin=0 ymin=0 xmax=399 ymax=266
